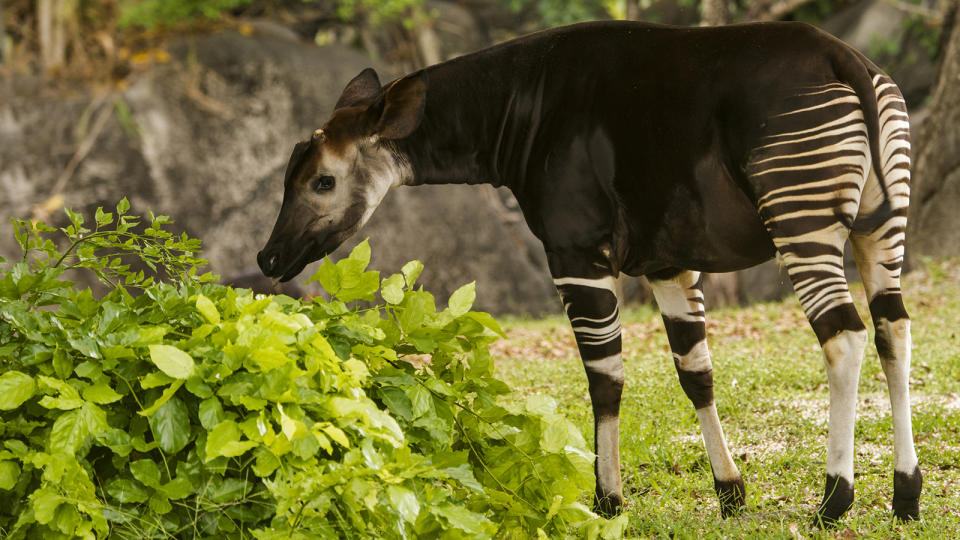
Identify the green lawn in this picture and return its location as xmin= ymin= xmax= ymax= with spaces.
xmin=491 ymin=260 xmax=960 ymax=538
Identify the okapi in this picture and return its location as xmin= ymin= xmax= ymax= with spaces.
xmin=258 ymin=21 xmax=920 ymax=526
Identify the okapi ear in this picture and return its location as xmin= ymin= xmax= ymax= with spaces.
xmin=374 ymin=72 xmax=427 ymax=140
xmin=335 ymin=68 xmax=381 ymax=110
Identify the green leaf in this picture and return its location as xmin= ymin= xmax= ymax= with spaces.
xmin=348 ymin=238 xmax=371 ymax=268
xmin=206 ymin=420 xmax=257 ymax=461
xmin=149 ymin=396 xmax=191 ymax=454
xmin=465 ymin=312 xmax=506 ymax=338
xmin=130 ymin=459 xmax=161 ymax=488
xmin=253 ymin=447 xmax=280 ymax=477
xmin=148 ymin=493 xmax=173 ymax=514
xmin=206 ymin=477 xmax=252 ymax=504
xmin=447 ymin=282 xmax=476 ymax=317
xmin=95 ymin=206 xmax=113 ymax=227
xmin=196 ymin=294 xmax=220 ymax=324
xmin=378 ymin=386 xmax=413 ymax=421
xmin=159 ymin=477 xmax=193 ymax=500
xmin=440 ymin=464 xmax=484 ymax=492
xmin=322 ymin=424 xmax=350 ymax=448
xmin=388 ymin=485 xmax=421 ymax=524
xmin=409 ymin=385 xmax=432 ymax=419
xmin=250 ymin=347 xmax=289 ymax=372
xmin=306 ymin=259 xmax=340 ymax=294
xmin=30 ymin=487 xmax=63 ymax=525
xmin=82 ymin=401 xmax=110 ymax=437
xmin=49 ymin=409 xmax=86 ymax=454
xmin=117 ymin=197 xmax=130 ymax=215
xmin=52 ymin=348 xmax=73 ymax=379
xmin=431 ymin=504 xmax=492 ymax=535
xmin=82 ymin=382 xmax=123 ymax=404
xmin=401 ymin=260 xmax=423 ymax=288
xmin=148 ymin=344 xmax=196 ymax=379
xmin=381 ymin=273 xmax=405 ymax=304
xmin=340 ymin=270 xmax=380 ymax=302
xmin=141 ymin=371 xmax=174 ymax=389
xmin=106 ymin=478 xmax=150 ymax=504
xmin=525 ymin=394 xmax=557 ymax=416
xmin=98 ymin=428 xmax=133 ymax=456
xmin=198 ymin=397 xmax=226 ymax=430
xmin=139 ymin=380 xmax=184 ymax=416
xmin=0 ymin=371 xmax=36 ymax=410
xmin=398 ymin=291 xmax=435 ymax=332
xmin=0 ymin=461 xmax=20 ymax=490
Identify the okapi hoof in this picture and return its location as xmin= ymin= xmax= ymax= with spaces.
xmin=892 ymin=466 xmax=923 ymax=522
xmin=714 ymin=477 xmax=746 ymax=518
xmin=593 ymin=492 xmax=623 ymax=518
xmin=813 ymin=474 xmax=854 ymax=528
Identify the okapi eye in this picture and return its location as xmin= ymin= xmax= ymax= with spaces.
xmin=314 ymin=175 xmax=335 ymax=192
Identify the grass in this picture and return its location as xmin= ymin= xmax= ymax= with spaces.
xmin=490 ymin=259 xmax=960 ymax=538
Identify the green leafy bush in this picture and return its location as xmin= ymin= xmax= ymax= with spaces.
xmin=0 ymin=202 xmax=626 ymax=538
xmin=118 ymin=0 xmax=256 ymax=28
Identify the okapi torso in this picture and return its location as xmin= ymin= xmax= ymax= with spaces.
xmin=259 ymin=21 xmax=920 ymax=526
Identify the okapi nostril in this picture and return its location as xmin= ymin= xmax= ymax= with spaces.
xmin=257 ymin=250 xmax=279 ymax=274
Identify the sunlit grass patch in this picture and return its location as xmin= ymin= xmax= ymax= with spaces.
xmin=493 ymin=259 xmax=960 ymax=537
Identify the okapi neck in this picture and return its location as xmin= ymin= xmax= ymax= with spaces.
xmin=392 ymin=41 xmax=551 ymax=194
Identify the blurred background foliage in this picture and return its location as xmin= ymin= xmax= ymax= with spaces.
xmin=0 ymin=0 xmax=946 ymax=81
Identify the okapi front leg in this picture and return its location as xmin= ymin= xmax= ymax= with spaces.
xmin=649 ymin=270 xmax=745 ymax=518
xmin=554 ymin=275 xmax=624 ymax=517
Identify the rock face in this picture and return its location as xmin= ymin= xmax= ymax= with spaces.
xmin=909 ymin=1 xmax=960 ymax=258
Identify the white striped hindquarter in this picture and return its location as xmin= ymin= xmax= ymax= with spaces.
xmin=747 ymin=73 xmax=919 ymax=524
xmin=749 ymin=82 xmax=869 ymax=321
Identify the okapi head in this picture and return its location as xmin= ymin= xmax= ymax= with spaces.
xmin=257 ymin=68 xmax=427 ymax=281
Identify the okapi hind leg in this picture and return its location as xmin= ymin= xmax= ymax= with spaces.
xmin=851 ymin=229 xmax=921 ymax=521
xmin=771 ymin=223 xmax=868 ymax=527
xmin=850 ymin=72 xmax=921 ymax=522
xmin=553 ymin=274 xmax=625 ymax=517
xmin=748 ymin=82 xmax=873 ymax=527
xmin=648 ymin=270 xmax=745 ymax=518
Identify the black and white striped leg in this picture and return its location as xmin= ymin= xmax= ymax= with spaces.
xmin=852 ymin=231 xmax=921 ymax=520
xmin=770 ymin=224 xmax=867 ymax=527
xmin=851 ymin=74 xmax=922 ymax=522
xmin=749 ymin=89 xmax=873 ymax=526
xmin=768 ymin=223 xmax=867 ymax=527
xmin=554 ymin=275 xmax=624 ymax=517
xmin=649 ymin=270 xmax=745 ymax=518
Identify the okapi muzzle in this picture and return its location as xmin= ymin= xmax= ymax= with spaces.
xmin=257 ymin=68 xmax=426 ymax=282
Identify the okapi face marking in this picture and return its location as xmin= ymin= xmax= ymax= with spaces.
xmin=258 ymin=69 xmax=426 ymax=281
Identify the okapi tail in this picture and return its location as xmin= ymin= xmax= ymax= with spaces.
xmin=831 ymin=43 xmax=912 ymax=232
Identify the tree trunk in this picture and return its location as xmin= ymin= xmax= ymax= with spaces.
xmin=701 ymin=0 xmax=730 ymax=25
xmin=908 ymin=0 xmax=960 ymax=257
xmin=37 ymin=0 xmax=67 ymax=72
xmin=625 ymin=0 xmax=641 ymax=20
xmin=0 ymin=1 xmax=6 ymax=65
